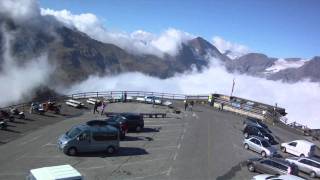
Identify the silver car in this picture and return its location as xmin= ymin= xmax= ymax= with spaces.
xmin=286 ymin=157 xmax=320 ymax=178
xmin=244 ymin=136 xmax=277 ymax=157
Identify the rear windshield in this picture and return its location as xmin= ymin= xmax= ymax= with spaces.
xmin=66 ymin=127 xmax=82 ymax=138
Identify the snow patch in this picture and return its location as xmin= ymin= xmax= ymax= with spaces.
xmin=265 ymin=58 xmax=306 ymax=73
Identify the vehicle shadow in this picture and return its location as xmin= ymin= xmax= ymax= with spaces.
xmin=77 ymin=147 xmax=148 ymax=158
xmin=1 ymin=128 xmax=20 ymax=133
xmin=23 ymin=118 xmax=34 ymax=121
xmin=11 ymin=121 xmax=26 ymax=124
xmin=122 ymin=136 xmax=154 ymax=141
xmin=127 ymin=127 xmax=161 ymax=133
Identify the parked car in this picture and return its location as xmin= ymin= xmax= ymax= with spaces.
xmin=57 ymin=123 xmax=119 ymax=156
xmin=286 ymin=157 xmax=320 ymax=178
xmin=145 ymin=96 xmax=162 ymax=104
xmin=244 ymin=125 xmax=276 ymax=144
xmin=118 ymin=113 xmax=144 ymax=132
xmin=251 ymin=174 xmax=305 ymax=180
xmin=243 ymin=136 xmax=277 ymax=157
xmin=247 ymin=158 xmax=299 ymax=175
xmin=104 ymin=116 xmax=129 ymax=139
xmin=244 ymin=117 xmax=272 ymax=133
xmin=27 ymin=164 xmax=83 ymax=180
xmin=280 ymin=140 xmax=316 ymax=157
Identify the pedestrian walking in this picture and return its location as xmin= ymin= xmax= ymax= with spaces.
xmin=184 ymin=100 xmax=187 ymax=111
xmin=124 ymin=91 xmax=127 ymax=103
xmin=101 ymin=102 xmax=106 ymax=115
xmin=93 ymin=101 xmax=99 ymax=114
xmin=189 ymin=101 xmax=194 ymax=111
xmin=221 ymin=102 xmax=224 ymax=111
xmin=152 ymin=96 xmax=155 ymax=108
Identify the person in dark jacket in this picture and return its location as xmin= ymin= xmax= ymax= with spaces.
xmin=93 ymin=101 xmax=99 ymax=114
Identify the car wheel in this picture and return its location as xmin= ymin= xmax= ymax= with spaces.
xmin=310 ymin=171 xmax=316 ymax=178
xmin=300 ymin=154 xmax=305 ymax=158
xmin=248 ymin=163 xmax=255 ymax=172
xmin=67 ymin=147 xmax=77 ymax=156
xmin=261 ymin=151 xmax=266 ymax=158
xmin=244 ymin=132 xmax=249 ymax=138
xmin=281 ymin=146 xmax=286 ymax=153
xmin=244 ymin=143 xmax=249 ymax=150
xmin=107 ymin=146 xmax=116 ymax=154
xmin=136 ymin=126 xmax=142 ymax=132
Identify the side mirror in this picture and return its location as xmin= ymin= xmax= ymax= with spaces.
xmin=76 ymin=136 xmax=80 ymax=141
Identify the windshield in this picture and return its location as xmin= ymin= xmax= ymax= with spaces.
xmin=66 ymin=127 xmax=82 ymax=139
xmin=261 ymin=140 xmax=271 ymax=147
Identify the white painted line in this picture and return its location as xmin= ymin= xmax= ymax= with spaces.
xmin=177 ymin=143 xmax=181 ymax=149
xmin=41 ymin=143 xmax=56 ymax=147
xmin=19 ymin=135 xmax=40 ymax=146
xmin=166 ymin=166 xmax=173 ymax=176
xmin=181 ymin=134 xmax=185 ymax=140
xmin=173 ymin=152 xmax=178 ymax=161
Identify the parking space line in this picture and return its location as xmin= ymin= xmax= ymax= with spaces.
xmin=173 ymin=152 xmax=178 ymax=161
xmin=166 ymin=166 xmax=173 ymax=176
xmin=19 ymin=135 xmax=40 ymax=146
xmin=177 ymin=143 xmax=181 ymax=149
xmin=122 ymin=157 xmax=169 ymax=166
xmin=41 ymin=142 xmax=56 ymax=147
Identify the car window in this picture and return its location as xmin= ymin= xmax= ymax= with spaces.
xmin=261 ymin=160 xmax=274 ymax=166
xmin=92 ymin=132 xmax=117 ymax=141
xmin=261 ymin=140 xmax=271 ymax=147
xmin=67 ymin=127 xmax=82 ymax=139
xmin=273 ymin=162 xmax=288 ymax=171
xmin=310 ymin=161 xmax=320 ymax=168
xmin=300 ymin=159 xmax=320 ymax=168
xmin=288 ymin=142 xmax=297 ymax=147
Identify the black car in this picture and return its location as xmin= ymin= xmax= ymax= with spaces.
xmin=87 ymin=118 xmax=128 ymax=139
xmin=243 ymin=117 xmax=271 ymax=133
xmin=118 ymin=113 xmax=144 ymax=132
xmin=243 ymin=125 xmax=276 ymax=144
xmin=247 ymin=158 xmax=299 ymax=175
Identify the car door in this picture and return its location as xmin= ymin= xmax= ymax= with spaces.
xmin=257 ymin=160 xmax=275 ymax=174
xmin=271 ymin=162 xmax=287 ymax=175
xmin=76 ymin=130 xmax=92 ymax=152
xmin=250 ymin=138 xmax=261 ymax=152
xmin=287 ymin=142 xmax=298 ymax=156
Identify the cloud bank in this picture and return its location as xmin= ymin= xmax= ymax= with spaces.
xmin=66 ymin=57 xmax=320 ymax=129
xmin=40 ymin=8 xmax=194 ymax=57
xmin=212 ymin=36 xmax=250 ymax=59
xmin=0 ymin=29 xmax=53 ymax=106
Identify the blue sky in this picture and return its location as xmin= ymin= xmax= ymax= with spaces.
xmin=39 ymin=0 xmax=320 ymax=58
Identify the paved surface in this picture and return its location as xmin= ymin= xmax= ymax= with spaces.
xmin=0 ymin=101 xmax=319 ymax=180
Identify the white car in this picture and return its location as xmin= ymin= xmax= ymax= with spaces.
xmin=27 ymin=164 xmax=83 ymax=180
xmin=281 ymin=140 xmax=316 ymax=157
xmin=251 ymin=174 xmax=305 ymax=180
xmin=145 ymin=96 xmax=162 ymax=104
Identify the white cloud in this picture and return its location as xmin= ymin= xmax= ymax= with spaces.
xmin=0 ymin=27 xmax=53 ymax=106
xmin=212 ymin=36 xmax=250 ymax=59
xmin=0 ymin=0 xmax=40 ymax=21
xmin=66 ymin=57 xmax=320 ymax=129
xmin=40 ymin=8 xmax=194 ymax=57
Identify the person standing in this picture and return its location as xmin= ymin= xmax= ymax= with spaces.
xmin=190 ymin=101 xmax=194 ymax=111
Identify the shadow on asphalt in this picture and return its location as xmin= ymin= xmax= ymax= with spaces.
xmin=127 ymin=127 xmax=161 ymax=133
xmin=122 ymin=136 xmax=154 ymax=142
xmin=11 ymin=121 xmax=26 ymax=124
xmin=23 ymin=118 xmax=34 ymax=121
xmin=76 ymin=147 xmax=148 ymax=158
xmin=216 ymin=161 xmax=248 ymax=180
xmin=1 ymin=128 xmax=20 ymax=133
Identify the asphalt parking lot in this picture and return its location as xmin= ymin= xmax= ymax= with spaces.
xmin=0 ymin=101 xmax=319 ymax=179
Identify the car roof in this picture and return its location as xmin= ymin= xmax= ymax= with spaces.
xmin=248 ymin=136 xmax=268 ymax=142
xmin=76 ymin=124 xmax=118 ymax=133
xmin=290 ymin=140 xmax=315 ymax=146
xmin=266 ymin=158 xmax=291 ymax=166
xmin=30 ymin=164 xmax=82 ymax=180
